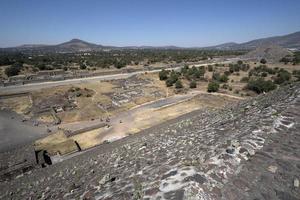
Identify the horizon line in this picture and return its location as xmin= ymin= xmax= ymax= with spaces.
xmin=1 ymin=30 xmax=299 ymax=49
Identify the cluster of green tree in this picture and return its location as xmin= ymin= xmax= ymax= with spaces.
xmin=228 ymin=61 xmax=250 ymax=73
xmin=4 ymin=62 xmax=23 ymax=77
xmin=279 ymin=52 xmax=300 ymax=65
xmin=260 ymin=58 xmax=267 ymax=64
xmin=0 ymin=52 xmax=26 ymax=66
xmin=246 ymin=78 xmax=277 ymax=94
xmin=0 ymin=49 xmax=246 ymax=72
xmin=240 ymin=77 xmax=249 ymax=83
xmin=248 ymin=65 xmax=293 ymax=84
xmin=273 ymin=69 xmax=292 ymax=84
xmin=159 ymin=65 xmax=207 ymax=89
xmin=165 ymin=71 xmax=181 ymax=87
xmin=158 ymin=69 xmax=169 ymax=81
xmin=292 ymin=70 xmax=300 ymax=81
xmin=248 ymin=65 xmax=276 ymax=77
xmin=207 ymin=65 xmax=214 ymax=72
xmin=221 ymin=83 xmax=232 ymax=91
xmin=279 ymin=56 xmax=293 ymax=64
xmin=206 ymin=72 xmax=228 ymax=92
xmin=212 ymin=72 xmax=229 ymax=83
xmin=113 ymin=60 xmax=127 ymax=69
xmin=181 ymin=65 xmax=205 ymax=80
xmin=246 ymin=68 xmax=293 ymax=94
xmin=294 ymin=52 xmax=300 ymax=64
xmin=207 ymin=81 xmax=220 ymax=92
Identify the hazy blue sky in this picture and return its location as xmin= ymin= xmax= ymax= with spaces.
xmin=0 ymin=0 xmax=299 ymax=47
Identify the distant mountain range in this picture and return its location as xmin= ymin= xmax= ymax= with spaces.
xmin=1 ymin=31 xmax=300 ymax=53
xmin=206 ymin=31 xmax=300 ymax=50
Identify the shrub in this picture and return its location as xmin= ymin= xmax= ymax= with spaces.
xmin=212 ymin=73 xmax=228 ymax=83
xmin=229 ymin=64 xmax=240 ymax=73
xmin=237 ymin=60 xmax=243 ymax=65
xmin=208 ymin=65 xmax=213 ymax=72
xmin=159 ymin=69 xmax=169 ymax=80
xmin=293 ymin=52 xmax=300 ymax=64
xmin=186 ymin=66 xmax=204 ymax=79
xmin=240 ymin=64 xmax=250 ymax=71
xmin=246 ymin=78 xmax=277 ymax=94
xmin=114 ymin=60 xmax=126 ymax=69
xmin=36 ymin=63 xmax=46 ymax=70
xmin=261 ymin=72 xmax=268 ymax=77
xmin=181 ymin=65 xmax=189 ymax=75
xmin=219 ymin=74 xmax=229 ymax=82
xmin=169 ymin=71 xmax=179 ymax=83
xmin=292 ymin=70 xmax=300 ymax=81
xmin=198 ymin=66 xmax=206 ymax=76
xmin=249 ymin=65 xmax=275 ymax=76
xmin=80 ymin=64 xmax=87 ymax=70
xmin=274 ymin=69 xmax=291 ymax=84
xmin=190 ymin=80 xmax=197 ymax=88
xmin=222 ymin=84 xmax=229 ymax=89
xmin=212 ymin=73 xmax=220 ymax=81
xmin=194 ymin=67 xmax=205 ymax=78
xmin=260 ymin=58 xmax=267 ymax=64
xmin=224 ymin=71 xmax=231 ymax=76
xmin=5 ymin=63 xmax=23 ymax=77
xmin=207 ymin=81 xmax=219 ymax=92
xmin=240 ymin=77 xmax=249 ymax=83
xmin=166 ymin=78 xmax=173 ymax=87
xmin=175 ymin=80 xmax=183 ymax=89
xmin=280 ymin=57 xmax=290 ymax=64
xmin=164 ymin=70 xmax=179 ymax=87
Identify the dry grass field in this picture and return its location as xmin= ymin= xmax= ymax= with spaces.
xmin=34 ymin=131 xmax=78 ymax=155
xmin=36 ymin=93 xmax=239 ymax=153
xmin=0 ymin=95 xmax=32 ymax=114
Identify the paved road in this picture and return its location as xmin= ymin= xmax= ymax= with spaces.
xmin=0 ymin=61 xmax=232 ymax=95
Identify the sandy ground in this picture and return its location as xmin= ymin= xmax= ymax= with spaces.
xmin=0 ymin=110 xmax=47 ymax=152
xmin=0 ymin=95 xmax=32 ymax=115
xmin=67 ymin=92 xmax=240 ymax=150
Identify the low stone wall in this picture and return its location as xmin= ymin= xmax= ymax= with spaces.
xmin=65 ymin=122 xmax=107 ymax=137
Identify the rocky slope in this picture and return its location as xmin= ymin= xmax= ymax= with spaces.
xmin=0 ymin=83 xmax=299 ymax=200
xmin=242 ymin=44 xmax=292 ymax=62
xmin=206 ymin=31 xmax=300 ymax=50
